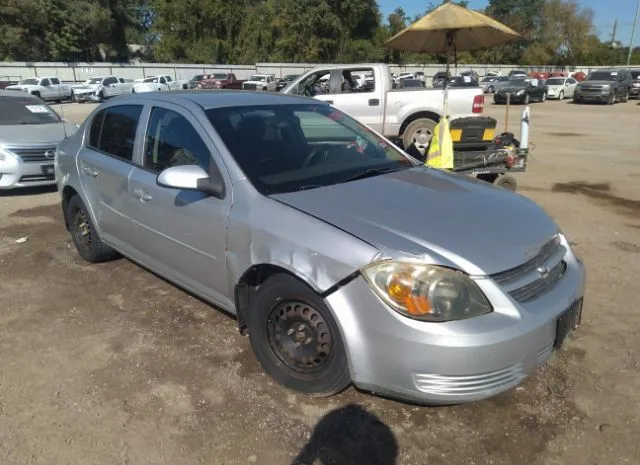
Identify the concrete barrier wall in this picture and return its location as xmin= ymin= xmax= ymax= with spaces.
xmin=0 ymin=61 xmax=615 ymax=84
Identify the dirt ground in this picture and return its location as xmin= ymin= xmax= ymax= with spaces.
xmin=1 ymin=96 xmax=640 ymax=465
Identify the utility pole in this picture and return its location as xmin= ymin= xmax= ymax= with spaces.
xmin=628 ymin=0 xmax=640 ymax=66
xmin=610 ymin=20 xmax=617 ymax=47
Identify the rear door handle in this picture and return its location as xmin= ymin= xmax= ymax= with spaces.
xmin=132 ymin=187 xmax=152 ymax=202
xmin=82 ymin=167 xmax=98 ymax=177
xmin=369 ymin=99 xmax=380 ymax=106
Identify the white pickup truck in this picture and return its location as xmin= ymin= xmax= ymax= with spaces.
xmin=71 ymin=76 xmax=134 ymax=102
xmin=5 ymin=77 xmax=73 ymax=102
xmin=132 ymin=75 xmax=189 ymax=93
xmin=281 ymin=63 xmax=485 ymax=152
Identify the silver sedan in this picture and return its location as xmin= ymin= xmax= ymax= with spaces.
xmin=55 ymin=90 xmax=585 ymax=404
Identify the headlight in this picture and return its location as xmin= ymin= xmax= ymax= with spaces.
xmin=516 ymin=89 xmax=525 ymax=95
xmin=361 ymin=261 xmax=493 ymax=322
xmin=601 ymin=84 xmax=610 ymax=90
xmin=0 ymin=147 xmax=18 ymax=162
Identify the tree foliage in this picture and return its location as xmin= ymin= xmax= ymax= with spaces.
xmin=0 ymin=0 xmax=637 ymax=65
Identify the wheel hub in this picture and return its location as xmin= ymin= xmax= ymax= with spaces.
xmin=410 ymin=128 xmax=433 ymax=154
xmin=268 ymin=302 xmax=333 ymax=371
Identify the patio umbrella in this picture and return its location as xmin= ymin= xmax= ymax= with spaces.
xmin=384 ymin=1 xmax=520 ymax=73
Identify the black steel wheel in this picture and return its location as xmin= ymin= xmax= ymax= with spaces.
xmin=247 ymin=274 xmax=350 ymax=396
xmin=66 ymin=195 xmax=117 ymax=263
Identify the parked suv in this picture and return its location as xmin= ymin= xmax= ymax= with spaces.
xmin=630 ymin=69 xmax=640 ymax=99
xmin=573 ymin=68 xmax=633 ymax=104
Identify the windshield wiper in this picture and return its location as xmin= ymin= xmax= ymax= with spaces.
xmin=342 ymin=167 xmax=401 ymax=183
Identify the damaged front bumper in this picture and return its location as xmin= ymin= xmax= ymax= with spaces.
xmin=323 ymin=255 xmax=585 ymax=405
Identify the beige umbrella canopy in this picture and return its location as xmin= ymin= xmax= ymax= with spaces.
xmin=384 ymin=1 xmax=520 ymax=72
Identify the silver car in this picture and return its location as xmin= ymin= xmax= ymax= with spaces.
xmin=1 ymin=90 xmax=76 ymax=189
xmin=56 ymin=91 xmax=585 ymax=405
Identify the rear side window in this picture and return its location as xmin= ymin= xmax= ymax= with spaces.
xmin=87 ymin=105 xmax=142 ymax=162
xmin=51 ymin=78 xmax=60 ymax=85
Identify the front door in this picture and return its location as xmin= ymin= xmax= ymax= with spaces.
xmin=127 ymin=104 xmax=232 ymax=309
xmin=77 ymin=104 xmax=144 ymax=254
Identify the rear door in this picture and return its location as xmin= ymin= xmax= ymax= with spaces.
xmin=126 ymin=104 xmax=232 ymax=308
xmin=78 ymin=104 xmax=144 ymax=254
xmin=312 ymin=67 xmax=384 ymax=133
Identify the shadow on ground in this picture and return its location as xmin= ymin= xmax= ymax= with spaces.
xmin=292 ymin=404 xmax=398 ymax=465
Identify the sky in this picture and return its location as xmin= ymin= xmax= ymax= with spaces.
xmin=378 ymin=0 xmax=640 ymax=47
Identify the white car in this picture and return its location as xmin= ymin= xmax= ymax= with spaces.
xmin=132 ymin=75 xmax=182 ymax=93
xmin=242 ymin=74 xmax=277 ymax=92
xmin=5 ymin=77 xmax=73 ymax=102
xmin=72 ymin=76 xmax=134 ymax=102
xmin=545 ymin=76 xmax=578 ymax=100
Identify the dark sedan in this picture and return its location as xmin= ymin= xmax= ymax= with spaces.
xmin=493 ymin=78 xmax=548 ymax=104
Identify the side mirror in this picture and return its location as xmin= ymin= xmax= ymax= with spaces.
xmin=156 ymin=165 xmax=224 ymax=198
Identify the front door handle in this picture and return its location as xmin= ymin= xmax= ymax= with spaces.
xmin=132 ymin=188 xmax=152 ymax=202
xmin=83 ymin=166 xmax=98 ymax=177
xmin=369 ymin=99 xmax=380 ymax=106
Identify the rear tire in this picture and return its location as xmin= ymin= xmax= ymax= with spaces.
xmin=607 ymin=92 xmax=615 ymax=105
xmin=621 ymin=90 xmax=629 ymax=103
xmin=247 ymin=274 xmax=351 ymax=397
xmin=66 ymin=195 xmax=118 ymax=263
xmin=402 ymin=118 xmax=437 ymax=154
xmin=487 ymin=85 xmax=494 ymax=93
xmin=495 ymin=175 xmax=517 ymax=192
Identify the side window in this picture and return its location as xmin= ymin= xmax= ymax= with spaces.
xmin=94 ymin=105 xmax=143 ymax=161
xmin=50 ymin=78 xmax=60 ymax=85
xmin=166 ymin=76 xmax=173 ymax=82
xmin=159 ymin=77 xmax=166 ymax=84
xmin=41 ymin=78 xmax=51 ymax=86
xmin=230 ymin=74 xmax=236 ymax=80
xmin=337 ymin=68 xmax=375 ymax=94
xmin=119 ymin=78 xmax=125 ymax=83
xmin=88 ymin=109 xmax=106 ymax=149
xmin=143 ymin=107 xmax=211 ymax=173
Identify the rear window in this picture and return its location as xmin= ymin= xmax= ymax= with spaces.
xmin=87 ymin=105 xmax=143 ymax=161
xmin=0 ymin=95 xmax=61 ymax=125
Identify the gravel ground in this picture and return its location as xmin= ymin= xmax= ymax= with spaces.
xmin=1 ymin=96 xmax=639 ymax=465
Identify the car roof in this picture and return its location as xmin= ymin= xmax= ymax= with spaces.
xmin=109 ymin=90 xmax=320 ymax=109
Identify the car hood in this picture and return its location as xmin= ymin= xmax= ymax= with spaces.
xmin=500 ymin=85 xmax=527 ymax=92
xmin=271 ymin=167 xmax=559 ymax=276
xmin=5 ymin=85 xmax=30 ymax=91
xmin=74 ymin=84 xmax=99 ymax=93
xmin=0 ymin=122 xmax=77 ymax=145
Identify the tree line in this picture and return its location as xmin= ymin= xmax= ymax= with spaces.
xmin=0 ymin=0 xmax=637 ymax=66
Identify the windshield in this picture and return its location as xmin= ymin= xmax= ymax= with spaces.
xmin=631 ymin=71 xmax=640 ymax=79
xmin=19 ymin=78 xmax=39 ymax=85
xmin=546 ymin=78 xmax=565 ymax=85
xmin=249 ymin=75 xmax=267 ymax=81
xmin=88 ymin=78 xmax=102 ymax=84
xmin=206 ymin=103 xmax=416 ymax=195
xmin=587 ymin=72 xmax=617 ymax=81
xmin=0 ymin=95 xmax=61 ymax=125
xmin=481 ymin=77 xmax=495 ymax=82
xmin=143 ymin=77 xmax=159 ymax=83
xmin=506 ymin=78 xmax=527 ymax=86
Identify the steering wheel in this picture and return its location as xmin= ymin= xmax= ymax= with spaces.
xmin=302 ymin=145 xmax=329 ymax=168
xmin=302 ymin=84 xmax=315 ymax=97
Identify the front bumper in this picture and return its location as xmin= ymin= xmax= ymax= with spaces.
xmin=573 ymin=90 xmax=609 ymax=102
xmin=0 ymin=155 xmax=56 ymax=189
xmin=324 ymin=251 xmax=586 ymax=405
xmin=494 ymin=93 xmax=526 ymax=103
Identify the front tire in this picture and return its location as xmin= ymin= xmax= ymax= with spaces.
xmin=558 ymin=91 xmax=564 ymax=101
xmin=524 ymin=93 xmax=530 ymax=105
xmin=247 ymin=274 xmax=351 ymax=397
xmin=621 ymin=90 xmax=629 ymax=103
xmin=540 ymin=92 xmax=547 ymax=102
xmin=66 ymin=195 xmax=117 ymax=263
